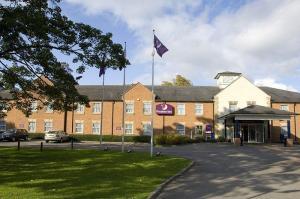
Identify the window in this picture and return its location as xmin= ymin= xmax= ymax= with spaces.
xmin=143 ymin=102 xmax=152 ymax=115
xmin=76 ymin=104 xmax=85 ymax=114
xmin=142 ymin=122 xmax=152 ymax=135
xmin=92 ymin=102 xmax=101 ymax=114
xmin=0 ymin=102 xmax=7 ymax=112
xmin=31 ymin=101 xmax=38 ymax=112
xmin=195 ymin=125 xmax=203 ymax=136
xmin=177 ymin=103 xmax=185 ymax=115
xmin=176 ymin=123 xmax=185 ymax=135
xmin=223 ymin=76 xmax=233 ymax=83
xmin=28 ymin=120 xmax=36 ymax=133
xmin=0 ymin=120 xmax=6 ymax=131
xmin=125 ymin=102 xmax=134 ymax=114
xmin=44 ymin=120 xmax=53 ymax=132
xmin=75 ymin=121 xmax=84 ymax=133
xmin=125 ymin=122 xmax=133 ymax=135
xmin=195 ymin=103 xmax=204 ymax=116
xmin=229 ymin=101 xmax=238 ymax=112
xmin=45 ymin=103 xmax=53 ymax=113
xmin=280 ymin=104 xmax=289 ymax=111
xmin=247 ymin=101 xmax=256 ymax=106
xmin=92 ymin=122 xmax=101 ymax=134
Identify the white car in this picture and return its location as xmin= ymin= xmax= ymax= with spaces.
xmin=45 ymin=131 xmax=69 ymax=143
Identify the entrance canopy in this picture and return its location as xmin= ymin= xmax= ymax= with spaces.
xmin=219 ymin=105 xmax=297 ymax=121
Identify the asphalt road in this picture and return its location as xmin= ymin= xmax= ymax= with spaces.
xmin=1 ymin=140 xmax=300 ymax=199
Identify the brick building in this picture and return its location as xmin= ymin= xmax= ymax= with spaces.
xmin=1 ymin=72 xmax=300 ymax=143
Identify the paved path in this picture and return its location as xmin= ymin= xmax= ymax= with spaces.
xmin=1 ymin=141 xmax=300 ymax=198
xmin=156 ymin=143 xmax=300 ymax=199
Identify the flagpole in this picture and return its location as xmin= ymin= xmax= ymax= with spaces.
xmin=100 ymin=72 xmax=105 ymax=145
xmin=122 ymin=42 xmax=126 ymax=152
xmin=151 ymin=29 xmax=155 ymax=157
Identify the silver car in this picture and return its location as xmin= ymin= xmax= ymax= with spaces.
xmin=45 ymin=131 xmax=69 ymax=143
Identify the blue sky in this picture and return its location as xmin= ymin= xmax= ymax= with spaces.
xmin=60 ymin=0 xmax=300 ymax=91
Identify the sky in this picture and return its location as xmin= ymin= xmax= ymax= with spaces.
xmin=61 ymin=0 xmax=300 ymax=91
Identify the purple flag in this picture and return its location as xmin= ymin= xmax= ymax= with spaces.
xmin=154 ymin=35 xmax=168 ymax=57
xmin=99 ymin=67 xmax=106 ymax=77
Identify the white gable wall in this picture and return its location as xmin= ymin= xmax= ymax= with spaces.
xmin=214 ymin=76 xmax=271 ymax=135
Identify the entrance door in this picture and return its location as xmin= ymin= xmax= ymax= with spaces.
xmin=241 ymin=125 xmax=248 ymax=142
xmin=248 ymin=124 xmax=256 ymax=142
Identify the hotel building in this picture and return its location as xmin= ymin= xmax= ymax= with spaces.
xmin=1 ymin=72 xmax=300 ymax=143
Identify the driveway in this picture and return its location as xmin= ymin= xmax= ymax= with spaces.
xmin=156 ymin=143 xmax=300 ymax=199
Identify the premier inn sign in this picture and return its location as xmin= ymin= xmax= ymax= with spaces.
xmin=156 ymin=103 xmax=174 ymax=115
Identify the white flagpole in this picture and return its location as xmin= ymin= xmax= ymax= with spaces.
xmin=151 ymin=29 xmax=155 ymax=157
xmin=122 ymin=42 xmax=126 ymax=152
xmin=100 ymin=71 xmax=105 ymax=145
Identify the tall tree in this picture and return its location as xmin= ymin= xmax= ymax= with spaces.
xmin=0 ymin=0 xmax=129 ymax=117
xmin=161 ymin=75 xmax=192 ymax=87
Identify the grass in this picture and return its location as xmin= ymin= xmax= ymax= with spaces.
xmin=0 ymin=148 xmax=190 ymax=199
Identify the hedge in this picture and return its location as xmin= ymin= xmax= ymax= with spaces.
xmin=28 ymin=133 xmax=151 ymax=143
xmin=155 ymin=134 xmax=194 ymax=145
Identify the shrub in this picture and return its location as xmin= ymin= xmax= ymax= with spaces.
xmin=216 ymin=136 xmax=226 ymax=142
xmin=155 ymin=134 xmax=193 ymax=145
xmin=132 ymin=135 xmax=151 ymax=143
xmin=29 ymin=133 xmax=45 ymax=140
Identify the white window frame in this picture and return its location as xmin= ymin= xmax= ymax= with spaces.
xmin=92 ymin=102 xmax=101 ymax=114
xmin=28 ymin=119 xmax=37 ymax=133
xmin=143 ymin=102 xmax=152 ymax=115
xmin=247 ymin=101 xmax=256 ymax=106
xmin=142 ymin=121 xmax=152 ymax=135
xmin=125 ymin=122 xmax=134 ymax=135
xmin=177 ymin=103 xmax=185 ymax=115
xmin=176 ymin=123 xmax=185 ymax=135
xmin=31 ymin=101 xmax=38 ymax=112
xmin=195 ymin=124 xmax=204 ymax=135
xmin=229 ymin=101 xmax=238 ymax=112
xmin=92 ymin=121 xmax=101 ymax=134
xmin=0 ymin=102 xmax=7 ymax=113
xmin=45 ymin=103 xmax=53 ymax=113
xmin=44 ymin=119 xmax=53 ymax=132
xmin=280 ymin=104 xmax=289 ymax=111
xmin=0 ymin=120 xmax=6 ymax=131
xmin=125 ymin=101 xmax=134 ymax=114
xmin=195 ymin=103 xmax=204 ymax=116
xmin=75 ymin=120 xmax=84 ymax=134
xmin=76 ymin=104 xmax=85 ymax=114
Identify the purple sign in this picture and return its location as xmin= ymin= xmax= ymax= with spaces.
xmin=156 ymin=103 xmax=174 ymax=115
xmin=205 ymin=124 xmax=212 ymax=132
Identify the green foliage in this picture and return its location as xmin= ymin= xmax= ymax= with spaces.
xmin=0 ymin=0 xmax=129 ymax=115
xmin=161 ymin=74 xmax=192 ymax=87
xmin=216 ymin=136 xmax=226 ymax=142
xmin=69 ymin=134 xmax=150 ymax=143
xmin=0 ymin=148 xmax=190 ymax=199
xmin=155 ymin=134 xmax=193 ymax=145
xmin=28 ymin=133 xmax=45 ymax=140
xmin=132 ymin=135 xmax=151 ymax=143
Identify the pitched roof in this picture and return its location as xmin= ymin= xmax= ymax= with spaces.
xmin=219 ymin=105 xmax=296 ymax=119
xmin=214 ymin=71 xmax=242 ymax=79
xmin=0 ymin=90 xmax=13 ymax=100
xmin=259 ymin=87 xmax=300 ymax=103
xmin=1 ymin=84 xmax=300 ymax=103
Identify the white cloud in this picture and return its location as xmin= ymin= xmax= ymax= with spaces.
xmin=66 ymin=0 xmax=300 ymax=88
xmin=254 ymin=78 xmax=297 ymax=92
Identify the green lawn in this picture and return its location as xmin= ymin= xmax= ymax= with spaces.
xmin=0 ymin=148 xmax=190 ymax=199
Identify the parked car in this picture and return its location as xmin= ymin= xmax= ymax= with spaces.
xmin=2 ymin=129 xmax=29 ymax=141
xmin=45 ymin=131 xmax=69 ymax=143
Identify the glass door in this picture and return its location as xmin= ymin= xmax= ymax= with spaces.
xmin=248 ymin=124 xmax=256 ymax=142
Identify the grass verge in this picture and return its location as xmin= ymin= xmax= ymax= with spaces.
xmin=0 ymin=147 xmax=190 ymax=199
